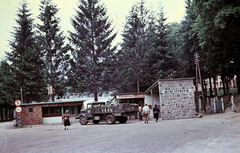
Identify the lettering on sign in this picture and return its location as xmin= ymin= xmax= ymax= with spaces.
xmin=162 ymin=89 xmax=193 ymax=94
xmin=117 ymin=94 xmax=145 ymax=99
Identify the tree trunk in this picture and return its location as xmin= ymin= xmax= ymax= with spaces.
xmin=137 ymin=73 xmax=140 ymax=93
xmin=236 ymin=35 xmax=240 ymax=94
xmin=209 ymin=76 xmax=213 ymax=97
xmin=5 ymin=107 xmax=7 ymax=121
xmin=226 ymin=76 xmax=230 ymax=101
xmin=0 ymin=106 xmax=3 ymax=121
xmin=222 ymin=75 xmax=226 ymax=96
xmin=201 ymin=78 xmax=206 ymax=112
xmin=213 ymin=75 xmax=218 ymax=98
xmin=94 ymin=87 xmax=98 ymax=102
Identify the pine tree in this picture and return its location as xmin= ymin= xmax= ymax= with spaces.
xmin=150 ymin=4 xmax=174 ymax=79
xmin=37 ymin=0 xmax=70 ymax=101
xmin=6 ymin=2 xmax=46 ymax=103
xmin=0 ymin=60 xmax=17 ymax=105
xmin=177 ymin=0 xmax=200 ymax=78
xmin=120 ymin=0 xmax=150 ymax=93
xmin=119 ymin=1 xmax=172 ymax=93
xmin=68 ymin=0 xmax=116 ymax=101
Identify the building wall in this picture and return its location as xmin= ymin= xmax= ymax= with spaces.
xmin=21 ymin=105 xmax=42 ymax=125
xmin=159 ymin=79 xmax=196 ymax=120
xmin=145 ymin=92 xmax=160 ymax=119
xmin=20 ymin=102 xmax=83 ymax=125
xmin=43 ymin=116 xmax=62 ymax=124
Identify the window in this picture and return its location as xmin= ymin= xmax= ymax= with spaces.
xmin=42 ymin=107 xmax=62 ymax=117
xmin=29 ymin=108 xmax=33 ymax=112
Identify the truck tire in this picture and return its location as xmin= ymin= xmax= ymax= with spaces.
xmin=92 ymin=120 xmax=100 ymax=124
xmin=118 ymin=116 xmax=127 ymax=123
xmin=79 ymin=116 xmax=88 ymax=125
xmin=106 ymin=114 xmax=116 ymax=124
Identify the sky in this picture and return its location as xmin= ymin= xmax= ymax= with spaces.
xmin=0 ymin=0 xmax=186 ymax=60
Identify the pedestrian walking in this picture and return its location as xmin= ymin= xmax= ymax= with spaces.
xmin=142 ymin=104 xmax=150 ymax=123
xmin=138 ymin=106 xmax=142 ymax=121
xmin=153 ymin=104 xmax=160 ymax=122
xmin=62 ymin=110 xmax=71 ymax=130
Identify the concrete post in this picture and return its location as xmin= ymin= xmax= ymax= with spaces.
xmin=213 ymin=97 xmax=216 ymax=113
xmin=221 ymin=97 xmax=224 ymax=113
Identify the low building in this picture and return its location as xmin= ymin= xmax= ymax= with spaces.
xmin=20 ymin=100 xmax=84 ymax=125
xmin=111 ymin=93 xmax=145 ymax=106
xmin=145 ymin=78 xmax=196 ymax=120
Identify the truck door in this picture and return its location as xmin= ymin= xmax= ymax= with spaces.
xmin=86 ymin=104 xmax=93 ymax=118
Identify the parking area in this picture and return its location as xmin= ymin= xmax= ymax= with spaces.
xmin=1 ymin=112 xmax=240 ymax=153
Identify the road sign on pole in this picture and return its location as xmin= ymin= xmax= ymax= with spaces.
xmin=15 ymin=107 xmax=22 ymax=113
xmin=14 ymin=100 xmax=22 ymax=106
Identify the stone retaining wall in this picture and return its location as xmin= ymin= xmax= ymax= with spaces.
xmin=159 ymin=78 xmax=196 ymax=120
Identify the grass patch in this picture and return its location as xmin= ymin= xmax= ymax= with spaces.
xmin=209 ymin=88 xmax=238 ymax=97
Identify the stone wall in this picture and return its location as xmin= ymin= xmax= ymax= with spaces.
xmin=159 ymin=78 xmax=196 ymax=120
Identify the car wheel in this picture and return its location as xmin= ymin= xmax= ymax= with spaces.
xmin=118 ymin=116 xmax=127 ymax=123
xmin=79 ymin=116 xmax=88 ymax=125
xmin=106 ymin=115 xmax=116 ymax=124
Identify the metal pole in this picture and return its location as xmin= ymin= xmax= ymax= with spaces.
xmin=20 ymin=87 xmax=23 ymax=104
xmin=195 ymin=53 xmax=199 ymax=112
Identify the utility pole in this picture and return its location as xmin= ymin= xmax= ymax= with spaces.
xmin=195 ymin=53 xmax=205 ymax=112
xmin=195 ymin=53 xmax=199 ymax=112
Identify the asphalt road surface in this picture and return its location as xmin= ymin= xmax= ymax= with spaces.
xmin=1 ymin=112 xmax=240 ymax=153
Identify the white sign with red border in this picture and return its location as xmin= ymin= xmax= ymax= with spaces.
xmin=15 ymin=107 xmax=22 ymax=113
xmin=14 ymin=100 xmax=22 ymax=106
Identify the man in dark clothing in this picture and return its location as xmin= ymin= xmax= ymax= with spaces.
xmin=153 ymin=104 xmax=160 ymax=122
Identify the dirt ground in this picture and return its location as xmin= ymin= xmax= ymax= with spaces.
xmin=1 ymin=112 xmax=240 ymax=153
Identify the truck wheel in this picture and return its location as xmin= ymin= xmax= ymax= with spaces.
xmin=79 ymin=116 xmax=88 ymax=125
xmin=106 ymin=115 xmax=116 ymax=124
xmin=119 ymin=116 xmax=127 ymax=123
xmin=92 ymin=120 xmax=100 ymax=124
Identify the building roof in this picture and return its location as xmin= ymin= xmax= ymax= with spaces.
xmin=21 ymin=99 xmax=86 ymax=106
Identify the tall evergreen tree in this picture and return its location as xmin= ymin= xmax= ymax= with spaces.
xmin=193 ymin=0 xmax=240 ymax=94
xmin=0 ymin=60 xmax=17 ymax=105
xmin=119 ymin=1 xmax=172 ymax=93
xmin=37 ymin=0 xmax=69 ymax=101
xmin=6 ymin=2 xmax=46 ymax=103
xmin=177 ymin=0 xmax=200 ymax=78
xmin=152 ymin=4 xmax=175 ymax=79
xmin=120 ymin=0 xmax=150 ymax=93
xmin=166 ymin=22 xmax=184 ymax=77
xmin=68 ymin=0 xmax=116 ymax=101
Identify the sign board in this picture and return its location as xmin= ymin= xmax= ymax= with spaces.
xmin=116 ymin=94 xmax=145 ymax=99
xmin=161 ymin=89 xmax=193 ymax=94
xmin=48 ymin=85 xmax=53 ymax=95
xmin=14 ymin=100 xmax=21 ymax=106
xmin=15 ymin=107 xmax=22 ymax=113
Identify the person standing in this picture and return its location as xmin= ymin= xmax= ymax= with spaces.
xmin=142 ymin=104 xmax=150 ymax=123
xmin=138 ymin=106 xmax=142 ymax=121
xmin=62 ymin=110 xmax=71 ymax=130
xmin=153 ymin=104 xmax=160 ymax=122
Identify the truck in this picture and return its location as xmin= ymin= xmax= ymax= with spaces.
xmin=78 ymin=102 xmax=138 ymax=125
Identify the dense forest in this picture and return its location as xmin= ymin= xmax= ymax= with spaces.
xmin=1 ymin=0 xmax=240 ymax=111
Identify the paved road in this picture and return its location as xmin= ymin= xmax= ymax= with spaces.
xmin=1 ymin=113 xmax=240 ymax=153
